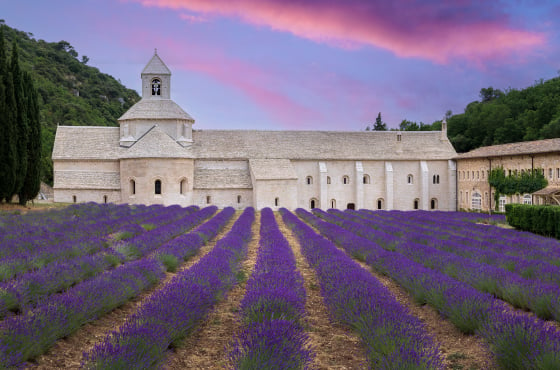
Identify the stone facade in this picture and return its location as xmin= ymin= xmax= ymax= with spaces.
xmin=52 ymin=51 xmax=458 ymax=210
xmin=456 ymin=139 xmax=560 ymax=211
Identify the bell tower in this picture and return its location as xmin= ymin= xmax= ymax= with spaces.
xmin=118 ymin=50 xmax=195 ymax=147
xmin=141 ymin=48 xmax=171 ymax=99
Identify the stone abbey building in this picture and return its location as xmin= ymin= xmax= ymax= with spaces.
xmin=52 ymin=51 xmax=458 ymax=211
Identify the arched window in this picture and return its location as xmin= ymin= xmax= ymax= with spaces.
xmin=179 ymin=179 xmax=187 ymax=195
xmin=237 ymin=195 xmax=242 ymax=204
xmin=343 ymin=176 xmax=350 ymax=185
xmin=407 ymin=174 xmax=413 ymax=184
xmin=130 ymin=179 xmax=136 ymax=195
xmin=363 ymin=174 xmax=370 ymax=184
xmin=472 ymin=192 xmax=482 ymax=210
xmin=72 ymin=195 xmax=77 ymax=203
xmin=306 ymin=176 xmax=313 ymax=185
xmin=326 ymin=176 xmax=331 ymax=184
xmin=154 ymin=180 xmax=162 ymax=195
xmin=151 ymin=78 xmax=161 ymax=96
xmin=413 ymin=198 xmax=419 ymax=210
xmin=523 ymin=194 xmax=532 ymax=205
xmin=499 ymin=196 xmax=507 ymax=212
xmin=275 ymin=197 xmax=279 ymax=207
xmin=330 ymin=199 xmax=336 ymax=209
xmin=103 ymin=195 xmax=108 ymax=204
xmin=310 ymin=198 xmax=317 ymax=209
xmin=430 ymin=198 xmax=437 ymax=210
xmin=377 ymin=198 xmax=384 ymax=210
xmin=206 ymin=195 xmax=211 ymax=204
xmin=432 ymin=174 xmax=440 ymax=184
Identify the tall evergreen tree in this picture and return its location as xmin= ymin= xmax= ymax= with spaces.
xmin=10 ymin=40 xmax=28 ymax=200
xmin=0 ymin=27 xmax=17 ymax=202
xmin=19 ymin=71 xmax=41 ymax=204
xmin=373 ymin=112 xmax=387 ymax=131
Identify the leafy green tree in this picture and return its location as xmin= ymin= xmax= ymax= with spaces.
xmin=399 ymin=119 xmax=419 ymax=131
xmin=489 ymin=167 xmax=547 ymax=211
xmin=373 ymin=112 xmax=387 ymax=131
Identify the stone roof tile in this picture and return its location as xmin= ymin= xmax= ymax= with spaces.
xmin=249 ymin=159 xmax=297 ymax=180
xmin=120 ymin=125 xmax=193 ymax=159
xmin=456 ymin=138 xmax=560 ymax=159
xmin=52 ymin=126 xmax=121 ymax=160
xmin=142 ymin=52 xmax=171 ymax=75
xmin=194 ymin=169 xmax=252 ymax=189
xmin=118 ymin=99 xmax=194 ymax=121
xmin=53 ymin=127 xmax=457 ymax=161
xmin=54 ymin=171 xmax=120 ymax=189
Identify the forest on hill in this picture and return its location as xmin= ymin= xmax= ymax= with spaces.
xmin=1 ymin=22 xmax=140 ymax=185
xmin=377 ymin=80 xmax=560 ymax=154
xmin=447 ymin=81 xmax=560 ymax=153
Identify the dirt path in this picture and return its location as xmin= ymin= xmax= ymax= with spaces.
xmin=26 ymin=213 xmax=241 ymax=369
xmin=298 ymin=212 xmax=496 ymax=370
xmin=365 ymin=267 xmax=496 ymax=369
xmin=163 ymin=211 xmax=261 ymax=369
xmin=276 ymin=213 xmax=368 ymax=369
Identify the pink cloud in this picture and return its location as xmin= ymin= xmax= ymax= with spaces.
xmin=133 ymin=0 xmax=546 ymax=63
xmin=121 ymin=32 xmax=323 ymax=128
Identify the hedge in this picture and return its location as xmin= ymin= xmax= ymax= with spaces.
xmin=505 ymin=204 xmax=560 ymax=239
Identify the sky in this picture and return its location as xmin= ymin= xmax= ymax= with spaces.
xmin=2 ymin=0 xmax=560 ymax=131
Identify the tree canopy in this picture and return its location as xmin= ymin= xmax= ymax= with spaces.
xmin=447 ymin=80 xmax=560 ymax=153
xmin=1 ymin=22 xmax=140 ymax=185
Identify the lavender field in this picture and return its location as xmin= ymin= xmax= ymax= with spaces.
xmin=0 ymin=203 xmax=559 ymax=369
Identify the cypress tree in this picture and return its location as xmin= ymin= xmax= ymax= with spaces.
xmin=19 ymin=71 xmax=41 ymax=204
xmin=10 ymin=40 xmax=28 ymax=200
xmin=0 ymin=27 xmax=17 ymax=202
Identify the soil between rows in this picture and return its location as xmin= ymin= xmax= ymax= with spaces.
xmin=26 ymin=212 xmax=241 ymax=369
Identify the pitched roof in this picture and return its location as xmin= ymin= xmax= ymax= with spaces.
xmin=120 ymin=125 xmax=193 ymax=159
xmin=118 ymin=99 xmax=194 ymax=121
xmin=191 ymin=130 xmax=457 ymax=160
xmin=456 ymin=138 xmax=560 ymax=159
xmin=54 ymin=171 xmax=120 ymax=189
xmin=52 ymin=126 xmax=121 ymax=160
xmin=142 ymin=51 xmax=171 ymax=75
xmin=249 ymin=159 xmax=297 ymax=180
xmin=194 ymin=168 xmax=252 ymax=189
xmin=53 ymin=127 xmax=457 ymax=162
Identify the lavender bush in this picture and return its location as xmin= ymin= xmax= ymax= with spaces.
xmin=230 ymin=208 xmax=312 ymax=369
xmin=83 ymin=208 xmax=255 ymax=369
xmin=307 ymin=208 xmax=560 ymax=369
xmin=283 ymin=208 xmax=443 ymax=369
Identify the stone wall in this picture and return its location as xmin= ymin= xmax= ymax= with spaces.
xmin=120 ymin=158 xmax=195 ymax=206
xmin=457 ymin=153 xmax=560 ymax=211
xmin=192 ymin=189 xmax=253 ymax=209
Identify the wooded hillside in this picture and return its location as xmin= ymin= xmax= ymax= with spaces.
xmin=1 ymin=22 xmax=140 ymax=185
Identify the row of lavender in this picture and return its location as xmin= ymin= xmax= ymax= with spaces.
xmin=302 ymin=208 xmax=560 ymax=369
xmin=230 ymin=208 xmax=312 ymax=368
xmin=336 ymin=209 xmax=560 ymax=322
xmin=283 ymin=209 xmax=444 ymax=369
xmin=0 ymin=205 xmax=215 ymax=318
xmin=0 ymin=203 xmax=194 ymax=282
xmin=369 ymin=209 xmax=560 ymax=266
xmin=83 ymin=207 xmax=254 ymax=368
xmin=0 ymin=206 xmax=237 ymax=367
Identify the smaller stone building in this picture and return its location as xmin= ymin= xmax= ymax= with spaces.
xmin=456 ymin=138 xmax=560 ymax=211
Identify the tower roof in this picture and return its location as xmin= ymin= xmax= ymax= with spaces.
xmin=142 ymin=49 xmax=171 ymax=75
